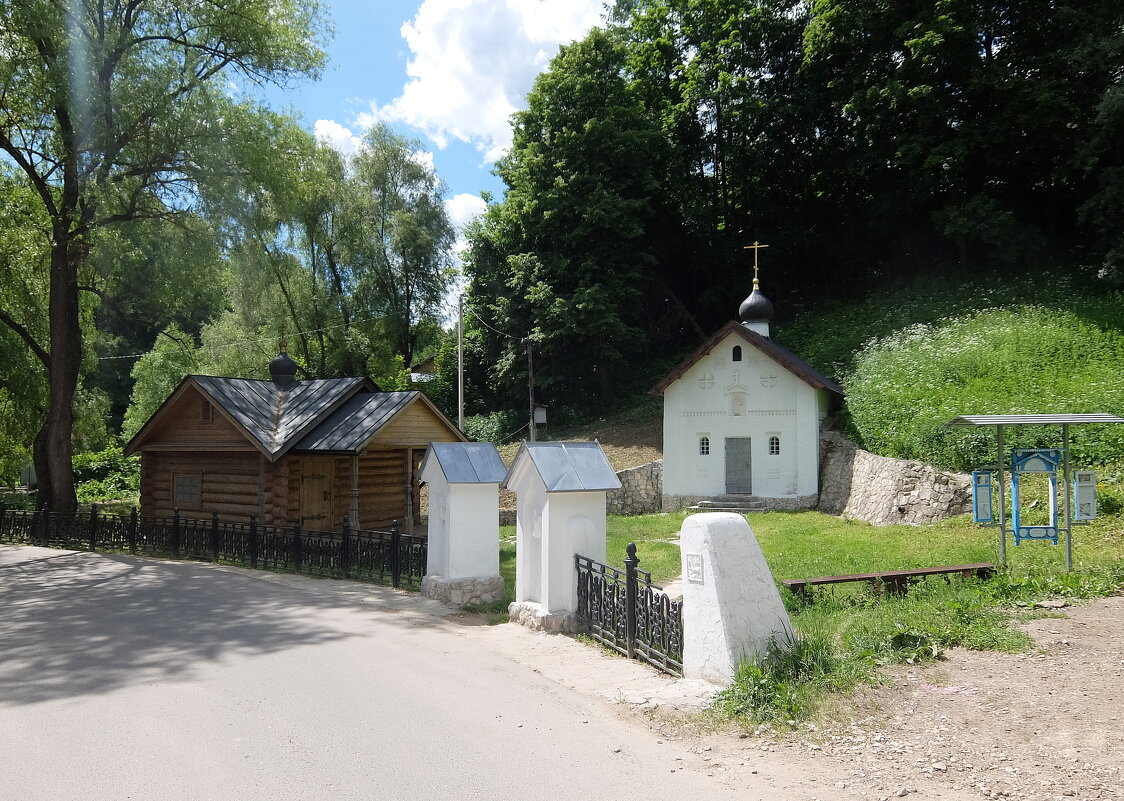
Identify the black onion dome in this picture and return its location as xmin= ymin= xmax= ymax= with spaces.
xmin=269 ymin=351 xmax=298 ymax=384
xmin=739 ymin=281 xmax=775 ymax=322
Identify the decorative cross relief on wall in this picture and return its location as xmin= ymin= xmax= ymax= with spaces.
xmin=725 ymin=372 xmax=749 ymax=416
xmin=698 ymin=372 xmax=715 ymax=390
xmin=760 ymin=374 xmax=778 ymax=388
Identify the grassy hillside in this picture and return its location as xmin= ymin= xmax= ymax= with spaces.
xmin=777 ymin=271 xmax=1124 ymax=471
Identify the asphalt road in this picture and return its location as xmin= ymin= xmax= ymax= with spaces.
xmin=0 ymin=545 xmax=755 ymax=801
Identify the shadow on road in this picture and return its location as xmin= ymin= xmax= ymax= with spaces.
xmin=0 ymin=546 xmax=435 ymax=705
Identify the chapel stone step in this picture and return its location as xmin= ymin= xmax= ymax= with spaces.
xmin=687 ymin=496 xmax=769 ymax=513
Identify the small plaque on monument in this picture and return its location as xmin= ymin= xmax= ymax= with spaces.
xmin=685 ymin=553 xmax=704 ymax=583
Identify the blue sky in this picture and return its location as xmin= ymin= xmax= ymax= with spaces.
xmin=263 ymin=0 xmax=606 ymax=237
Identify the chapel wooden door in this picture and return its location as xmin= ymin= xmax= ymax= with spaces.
xmin=725 ymin=437 xmax=753 ymax=495
xmin=299 ymin=457 xmax=334 ymax=530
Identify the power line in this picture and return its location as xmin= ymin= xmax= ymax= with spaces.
xmin=96 ymin=315 xmax=384 ymax=361
xmin=468 ymin=307 xmax=522 ymax=341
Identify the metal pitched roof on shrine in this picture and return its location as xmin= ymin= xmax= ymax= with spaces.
xmin=944 ymin=413 xmax=1124 ymax=427
xmin=294 ymin=391 xmax=420 ymax=453
xmin=421 ymin=442 xmax=507 ymax=484
xmin=649 ymin=320 xmax=844 ymax=396
xmin=503 ymin=441 xmax=622 ymax=492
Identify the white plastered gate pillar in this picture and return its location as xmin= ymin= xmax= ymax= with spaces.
xmin=503 ymin=441 xmax=621 ymax=633
xmin=679 ymin=512 xmax=794 ymax=684
xmin=419 ymin=442 xmax=506 ymax=606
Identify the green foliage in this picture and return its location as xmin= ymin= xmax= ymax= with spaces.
xmin=717 ymin=632 xmax=841 ymax=723
xmin=122 ymin=325 xmax=202 ymax=440
xmin=462 ymin=411 xmax=523 ymax=445
xmin=72 ymin=445 xmax=140 ymax=503
xmin=844 ymin=306 xmax=1124 ymax=469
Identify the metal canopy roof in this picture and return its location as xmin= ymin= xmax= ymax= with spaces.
xmin=503 ymin=441 xmax=622 ymax=492
xmin=422 ymin=442 xmax=506 ymax=484
xmin=945 ymin=413 xmax=1124 ymax=428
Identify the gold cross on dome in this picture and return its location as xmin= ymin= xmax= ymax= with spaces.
xmin=742 ymin=241 xmax=769 ymax=287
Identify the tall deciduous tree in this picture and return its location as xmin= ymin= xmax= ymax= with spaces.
xmin=464 ymin=28 xmax=668 ymax=408
xmin=0 ymin=0 xmax=325 ymax=511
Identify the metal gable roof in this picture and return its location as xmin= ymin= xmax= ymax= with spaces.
xmin=649 ymin=320 xmax=844 ymax=396
xmin=191 ymin=375 xmax=370 ymax=457
xmin=503 ymin=441 xmax=622 ymax=492
xmin=945 ymin=413 xmax=1124 ymax=427
xmin=292 ymin=391 xmax=418 ymax=453
xmin=421 ymin=442 xmax=507 ymax=484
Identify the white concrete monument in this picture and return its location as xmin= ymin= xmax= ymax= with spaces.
xmin=679 ymin=512 xmax=794 ymax=685
xmin=419 ymin=442 xmax=506 ymax=606
xmin=503 ymin=441 xmax=621 ymax=632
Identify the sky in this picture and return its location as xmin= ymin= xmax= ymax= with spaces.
xmin=264 ymin=0 xmax=607 ymax=239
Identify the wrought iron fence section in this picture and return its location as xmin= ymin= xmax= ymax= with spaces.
xmin=575 ymin=554 xmax=631 ymax=657
xmin=0 ymin=510 xmax=37 ymax=543
xmin=633 ymin=583 xmax=684 ymax=675
xmin=0 ymin=507 xmax=423 ymax=594
xmin=575 ymin=544 xmax=684 ymax=677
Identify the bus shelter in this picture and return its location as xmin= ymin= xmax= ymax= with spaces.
xmin=944 ymin=413 xmax=1124 ymax=569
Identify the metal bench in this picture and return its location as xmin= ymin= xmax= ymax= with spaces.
xmin=783 ymin=563 xmax=996 ymax=599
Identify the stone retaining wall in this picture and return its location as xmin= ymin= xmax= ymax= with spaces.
xmin=817 ymin=431 xmax=971 ymax=525
xmin=607 ymin=460 xmax=664 ymax=516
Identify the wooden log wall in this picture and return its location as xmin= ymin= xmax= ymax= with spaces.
xmin=140 ymin=452 xmax=261 ymax=521
xmin=357 ymin=449 xmax=409 ymax=529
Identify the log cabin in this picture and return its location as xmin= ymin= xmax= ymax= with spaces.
xmin=124 ymin=350 xmax=466 ymax=531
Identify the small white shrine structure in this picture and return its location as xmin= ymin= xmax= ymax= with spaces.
xmin=419 ymin=442 xmax=506 ymax=606
xmin=945 ymin=413 xmax=1124 ymax=570
xmin=503 ymin=441 xmax=621 ymax=631
xmin=652 ymin=259 xmax=843 ymax=510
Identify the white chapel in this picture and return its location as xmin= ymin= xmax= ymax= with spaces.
xmin=651 ymin=268 xmax=843 ymax=510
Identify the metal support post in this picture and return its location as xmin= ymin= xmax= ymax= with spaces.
xmin=624 ymin=542 xmax=639 ymax=660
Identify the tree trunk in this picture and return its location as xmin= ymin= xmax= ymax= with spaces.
xmin=33 ymin=422 xmax=51 ymax=511
xmin=46 ymin=232 xmax=80 ymax=513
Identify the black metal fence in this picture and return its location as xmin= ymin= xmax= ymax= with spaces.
xmin=0 ymin=506 xmax=427 ymax=590
xmin=575 ymin=543 xmax=684 ymax=677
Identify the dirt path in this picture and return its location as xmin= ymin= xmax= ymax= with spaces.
xmin=466 ymin=595 xmax=1124 ymax=801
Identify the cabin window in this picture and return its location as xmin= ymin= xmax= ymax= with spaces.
xmin=201 ymin=400 xmax=213 ymax=422
xmin=173 ymin=472 xmax=202 ymax=510
xmin=732 ymin=345 xmax=742 ymax=362
xmin=699 ymin=436 xmax=710 ymax=456
xmin=768 ymin=435 xmax=781 ymax=456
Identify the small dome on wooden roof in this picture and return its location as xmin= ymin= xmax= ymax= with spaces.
xmin=269 ymin=347 xmax=298 ymax=385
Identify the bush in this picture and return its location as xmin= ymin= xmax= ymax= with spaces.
xmin=72 ymin=445 xmax=140 ymax=502
xmin=462 ymin=411 xmax=524 ymax=444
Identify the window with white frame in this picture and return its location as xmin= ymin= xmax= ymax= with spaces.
xmin=768 ymin=435 xmax=781 ymax=456
xmin=699 ymin=435 xmax=711 ymax=456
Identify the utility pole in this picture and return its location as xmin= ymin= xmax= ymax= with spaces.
xmin=457 ymin=294 xmax=465 ymax=430
xmin=525 ymin=337 xmax=536 ymax=442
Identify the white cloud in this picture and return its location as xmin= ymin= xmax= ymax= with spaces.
xmin=364 ymin=0 xmax=604 ymax=162
xmin=313 ymin=119 xmax=363 ymax=156
xmin=446 ymin=192 xmax=487 ymax=231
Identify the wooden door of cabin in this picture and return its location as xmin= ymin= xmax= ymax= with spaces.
xmin=299 ymin=457 xmax=334 ymax=530
xmin=725 ymin=437 xmax=752 ymax=495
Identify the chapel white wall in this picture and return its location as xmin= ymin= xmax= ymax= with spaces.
xmin=662 ymin=330 xmax=826 ymax=498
